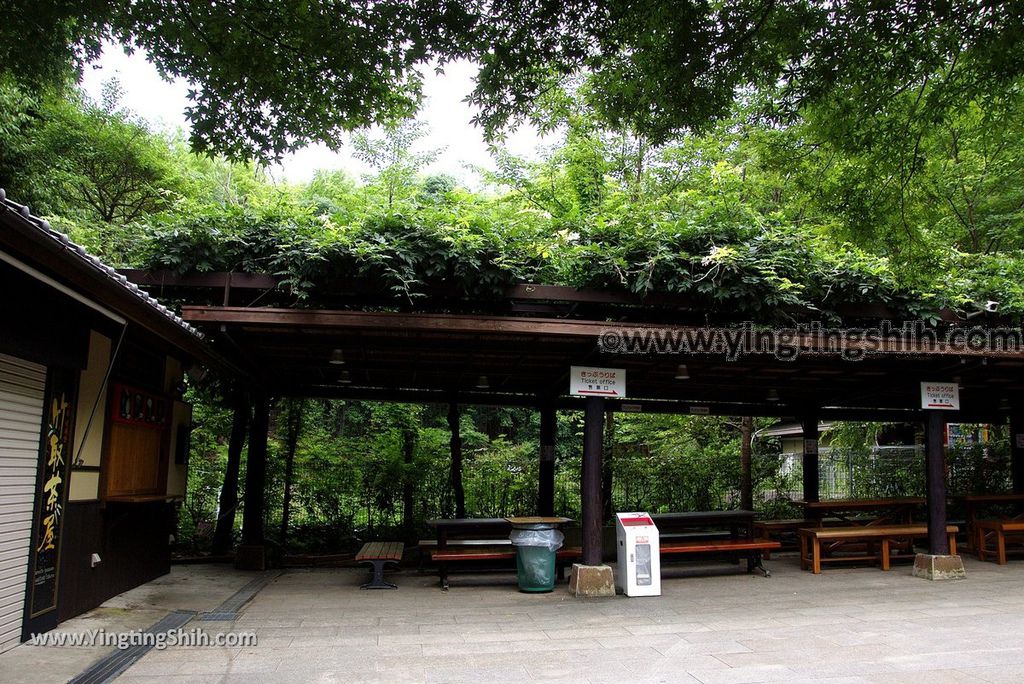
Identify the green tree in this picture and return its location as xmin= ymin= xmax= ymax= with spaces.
xmin=351 ymin=120 xmax=441 ymax=210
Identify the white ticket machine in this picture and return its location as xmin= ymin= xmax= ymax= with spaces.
xmin=615 ymin=512 xmax=661 ymax=597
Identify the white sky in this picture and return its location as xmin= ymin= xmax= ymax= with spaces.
xmin=81 ymin=46 xmax=548 ymax=186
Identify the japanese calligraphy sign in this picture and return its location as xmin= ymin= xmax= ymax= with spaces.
xmin=28 ymin=368 xmax=77 ymax=619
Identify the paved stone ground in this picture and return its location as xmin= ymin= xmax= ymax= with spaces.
xmin=6 ymin=555 xmax=1024 ymax=683
xmin=112 ymin=554 xmax=1024 ymax=683
xmin=0 ymin=564 xmax=256 ymax=684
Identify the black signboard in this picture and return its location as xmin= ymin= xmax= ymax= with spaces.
xmin=24 ymin=367 xmax=77 ymax=633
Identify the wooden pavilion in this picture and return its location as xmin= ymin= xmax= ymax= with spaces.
xmin=123 ymin=269 xmax=1024 ymax=579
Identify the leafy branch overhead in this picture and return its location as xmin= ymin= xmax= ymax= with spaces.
xmin=3 ymin=2 xmax=1022 ymax=160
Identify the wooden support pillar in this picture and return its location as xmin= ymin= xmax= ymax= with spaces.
xmin=582 ymin=396 xmax=605 ymax=566
xmin=924 ymin=410 xmax=950 ymax=555
xmin=538 ymin=402 xmax=557 ymax=517
xmin=1010 ymin=411 xmax=1024 ymax=494
xmin=801 ymin=414 xmax=820 ymax=504
xmin=448 ymin=400 xmax=465 ymax=519
xmin=237 ymin=393 xmax=270 ymax=569
xmin=211 ymin=388 xmax=249 ymax=556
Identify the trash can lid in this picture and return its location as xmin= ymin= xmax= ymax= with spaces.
xmin=505 ymin=516 xmax=573 ymax=526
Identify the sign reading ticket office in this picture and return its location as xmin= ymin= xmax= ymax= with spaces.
xmin=570 ymin=366 xmax=627 ymax=398
xmin=920 ymin=381 xmax=960 ymax=411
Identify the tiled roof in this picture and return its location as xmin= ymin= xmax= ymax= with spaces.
xmin=0 ymin=188 xmax=204 ymax=340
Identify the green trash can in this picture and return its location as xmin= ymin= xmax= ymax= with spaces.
xmin=510 ymin=523 xmax=563 ymax=593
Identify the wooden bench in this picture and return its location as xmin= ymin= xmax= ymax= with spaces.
xmin=661 ymin=538 xmax=781 ymax=576
xmin=976 ymin=520 xmax=1024 ymax=564
xmin=355 ymin=541 xmax=404 ymax=589
xmin=754 ymin=517 xmax=872 ymax=557
xmin=428 ymin=547 xmax=582 ymax=589
xmin=799 ymin=525 xmax=958 ymax=574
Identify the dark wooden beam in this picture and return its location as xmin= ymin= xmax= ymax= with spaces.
xmin=582 ymin=396 xmax=605 ymax=566
xmin=118 ymin=269 xmax=280 ymax=290
xmin=241 ymin=393 xmax=270 ymax=547
xmin=924 ymin=411 xmax=950 ymax=555
xmin=183 ymin=306 xmax=992 ymax=357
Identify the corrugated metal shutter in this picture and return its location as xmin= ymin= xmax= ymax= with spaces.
xmin=0 ymin=353 xmax=45 ymax=653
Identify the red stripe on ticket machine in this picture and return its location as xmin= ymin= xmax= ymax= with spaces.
xmin=620 ymin=514 xmax=654 ymax=526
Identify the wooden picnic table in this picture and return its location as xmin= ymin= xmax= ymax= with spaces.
xmin=796 ymin=497 xmax=925 ymax=526
xmin=650 ymin=510 xmax=775 ymax=576
xmin=956 ymin=493 xmax=1024 ymax=553
xmin=427 ymin=517 xmax=512 ymax=550
xmin=651 ymin=510 xmax=756 ymax=540
xmin=424 ymin=517 xmax=575 ymax=589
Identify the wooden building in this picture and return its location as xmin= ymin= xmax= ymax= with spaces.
xmin=0 ymin=190 xmax=231 ymax=652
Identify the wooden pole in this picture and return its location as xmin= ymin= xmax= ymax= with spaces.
xmin=924 ymin=410 xmax=950 ymax=554
xmin=211 ymin=388 xmax=249 ymax=555
xmin=582 ymin=397 xmax=605 ymax=566
xmin=279 ymin=398 xmax=304 ymax=550
xmin=801 ymin=414 xmax=820 ymax=503
xmin=1010 ymin=411 xmax=1024 ymax=494
xmin=241 ymin=393 xmax=270 ymax=547
xmin=538 ymin=402 xmax=556 ymax=516
xmin=448 ymin=401 xmax=465 ymax=518
xmin=739 ymin=416 xmax=754 ymax=511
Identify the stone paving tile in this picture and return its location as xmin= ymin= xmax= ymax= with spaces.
xmin=688 ymin=663 xmax=796 ymax=683
xmin=118 ymin=676 xmax=225 ymax=684
xmin=864 ymin=670 xmax=981 ymax=683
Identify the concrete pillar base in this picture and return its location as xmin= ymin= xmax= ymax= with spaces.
xmin=568 ymin=563 xmax=615 ymax=597
xmin=912 ymin=553 xmax=966 ymax=581
xmin=234 ymin=544 xmax=267 ymax=571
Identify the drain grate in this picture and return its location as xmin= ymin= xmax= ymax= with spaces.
xmin=68 ymin=610 xmax=196 ymax=684
xmin=198 ymin=570 xmax=279 ymax=621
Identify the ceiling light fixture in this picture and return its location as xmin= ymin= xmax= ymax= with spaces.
xmin=674 ymin=364 xmax=690 ymax=380
xmin=475 ymin=375 xmax=490 ymax=389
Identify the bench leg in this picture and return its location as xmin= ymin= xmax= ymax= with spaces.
xmin=812 ymin=538 xmax=822 ymax=574
xmin=998 ymin=532 xmax=1007 ymax=565
xmin=747 ymin=553 xmax=770 ymax=578
xmin=439 ymin=563 xmax=449 ymax=591
xmin=880 ymin=539 xmax=890 ymax=571
xmin=800 ymin=534 xmax=808 ymax=571
xmin=949 ymin=534 xmax=957 ymax=557
xmin=361 ymin=560 xmax=398 ymax=590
